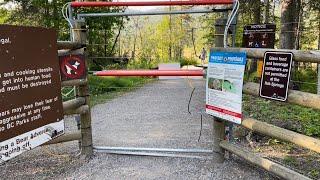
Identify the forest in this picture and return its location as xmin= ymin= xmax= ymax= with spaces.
xmin=1 ymin=0 xmax=319 ymax=93
xmin=1 ymin=1 xmax=320 ymax=179
xmin=0 ymin=1 xmax=319 ymax=68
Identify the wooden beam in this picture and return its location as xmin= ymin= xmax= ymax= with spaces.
xmin=61 ymin=79 xmax=88 ymax=87
xmin=242 ymin=118 xmax=320 ymax=153
xmin=63 ymin=97 xmax=86 ymax=112
xmin=220 ymin=141 xmax=311 ymax=180
xmin=43 ymin=131 xmax=81 ymax=145
xmin=73 ymin=20 xmax=94 ymax=157
xmin=211 ymin=47 xmax=320 ymax=63
xmin=58 ymin=48 xmax=85 ymax=57
xmin=212 ymin=17 xmax=227 ymax=163
xmin=64 ymin=105 xmax=89 ymax=116
xmin=243 ymin=82 xmax=320 ymax=110
xmin=57 ymin=41 xmax=84 ymax=50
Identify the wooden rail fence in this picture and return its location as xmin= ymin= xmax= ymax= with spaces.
xmin=212 ymin=19 xmax=320 ymax=180
xmin=43 ymin=19 xmax=320 ymax=180
xmin=43 ymin=21 xmax=93 ymax=157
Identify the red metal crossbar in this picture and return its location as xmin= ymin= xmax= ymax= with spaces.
xmin=71 ymin=0 xmax=233 ymax=8
xmin=94 ymin=70 xmax=204 ymax=77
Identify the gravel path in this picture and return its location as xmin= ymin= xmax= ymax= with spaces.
xmin=0 ymin=79 xmax=277 ymax=180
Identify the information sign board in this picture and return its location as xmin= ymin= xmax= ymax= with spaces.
xmin=243 ymin=24 xmax=276 ymax=48
xmin=206 ymin=51 xmax=247 ymax=124
xmin=0 ymin=25 xmax=64 ymax=162
xmin=260 ymin=51 xmax=293 ymax=101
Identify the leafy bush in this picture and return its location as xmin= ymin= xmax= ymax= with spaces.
xmin=179 ymin=58 xmax=199 ymax=66
xmin=292 ymin=68 xmax=317 ymax=94
xmin=88 ymin=75 xmax=149 ymax=96
xmin=127 ymin=58 xmax=155 ymax=69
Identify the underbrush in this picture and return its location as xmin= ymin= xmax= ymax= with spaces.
xmin=243 ymin=95 xmax=320 ymax=138
xmin=62 ymin=76 xmax=152 ymax=106
xmin=242 ymin=95 xmax=320 ymax=179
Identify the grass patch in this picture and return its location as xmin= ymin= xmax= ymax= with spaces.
xmin=283 ymin=156 xmax=299 ymax=166
xmin=88 ymin=76 xmax=153 ymax=106
xmin=243 ymin=95 xmax=320 ymax=138
xmin=62 ymin=76 xmax=153 ymax=106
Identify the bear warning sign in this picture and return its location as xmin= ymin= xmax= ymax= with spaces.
xmin=0 ymin=25 xmax=64 ymax=162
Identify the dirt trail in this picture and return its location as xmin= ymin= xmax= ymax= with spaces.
xmin=0 ymin=79 xmax=276 ymax=180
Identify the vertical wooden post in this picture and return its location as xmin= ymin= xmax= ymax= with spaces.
xmin=72 ymin=20 xmax=93 ymax=157
xmin=213 ymin=18 xmax=227 ymax=163
xmin=318 ymin=64 xmax=320 ymax=95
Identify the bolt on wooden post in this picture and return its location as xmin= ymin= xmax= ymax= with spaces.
xmin=212 ymin=18 xmax=228 ymax=163
xmin=72 ymin=20 xmax=93 ymax=157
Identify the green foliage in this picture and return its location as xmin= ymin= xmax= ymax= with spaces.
xmin=88 ymin=76 xmax=148 ymax=96
xmin=310 ymin=169 xmax=320 ymax=178
xmin=0 ymin=8 xmax=9 ymax=23
xmin=283 ymin=156 xmax=299 ymax=166
xmin=179 ymin=57 xmax=198 ymax=66
xmin=62 ymin=76 xmax=151 ymax=105
xmin=88 ymin=76 xmax=151 ymax=106
xmin=243 ymin=95 xmax=320 ymax=137
xmin=127 ymin=58 xmax=155 ymax=69
xmin=292 ymin=67 xmax=317 ymax=94
xmin=1 ymin=1 xmax=125 ymax=70
xmin=3 ymin=0 xmax=73 ymax=40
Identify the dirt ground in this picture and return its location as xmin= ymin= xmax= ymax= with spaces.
xmin=0 ymin=79 xmax=280 ymax=179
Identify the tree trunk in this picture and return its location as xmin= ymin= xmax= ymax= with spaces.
xmin=318 ymin=11 xmax=320 ymax=50
xmin=132 ymin=18 xmax=139 ymax=60
xmin=253 ymin=0 xmax=261 ymax=24
xmin=280 ymin=0 xmax=299 ymax=89
xmin=248 ymin=0 xmax=261 ymax=76
xmin=104 ymin=29 xmax=107 ymax=57
xmin=317 ymin=11 xmax=320 ymax=95
xmin=169 ymin=6 xmax=172 ymax=61
xmin=264 ymin=0 xmax=270 ymax=23
xmin=52 ymin=0 xmax=58 ymax=29
xmin=294 ymin=0 xmax=302 ymax=50
xmin=280 ymin=0 xmax=298 ymax=49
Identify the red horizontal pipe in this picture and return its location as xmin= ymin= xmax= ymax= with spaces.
xmin=94 ymin=70 xmax=204 ymax=77
xmin=71 ymin=0 xmax=233 ymax=8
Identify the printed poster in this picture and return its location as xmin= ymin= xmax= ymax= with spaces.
xmin=206 ymin=51 xmax=247 ymax=124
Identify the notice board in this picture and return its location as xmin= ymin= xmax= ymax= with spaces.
xmin=260 ymin=51 xmax=293 ymax=101
xmin=206 ymin=51 xmax=247 ymax=124
xmin=0 ymin=25 xmax=64 ymax=162
xmin=243 ymin=24 xmax=276 ymax=48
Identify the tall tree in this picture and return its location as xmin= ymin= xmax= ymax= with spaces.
xmin=264 ymin=0 xmax=270 ymax=23
xmin=253 ymin=0 xmax=261 ymax=24
xmin=280 ymin=0 xmax=299 ymax=49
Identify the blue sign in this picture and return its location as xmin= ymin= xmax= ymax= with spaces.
xmin=209 ymin=51 xmax=247 ymax=65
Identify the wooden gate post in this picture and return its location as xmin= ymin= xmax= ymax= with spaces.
xmin=213 ymin=18 xmax=228 ymax=163
xmin=72 ymin=20 xmax=93 ymax=157
xmin=318 ymin=64 xmax=320 ymax=95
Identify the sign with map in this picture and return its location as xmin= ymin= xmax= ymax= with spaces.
xmin=206 ymin=51 xmax=247 ymax=124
